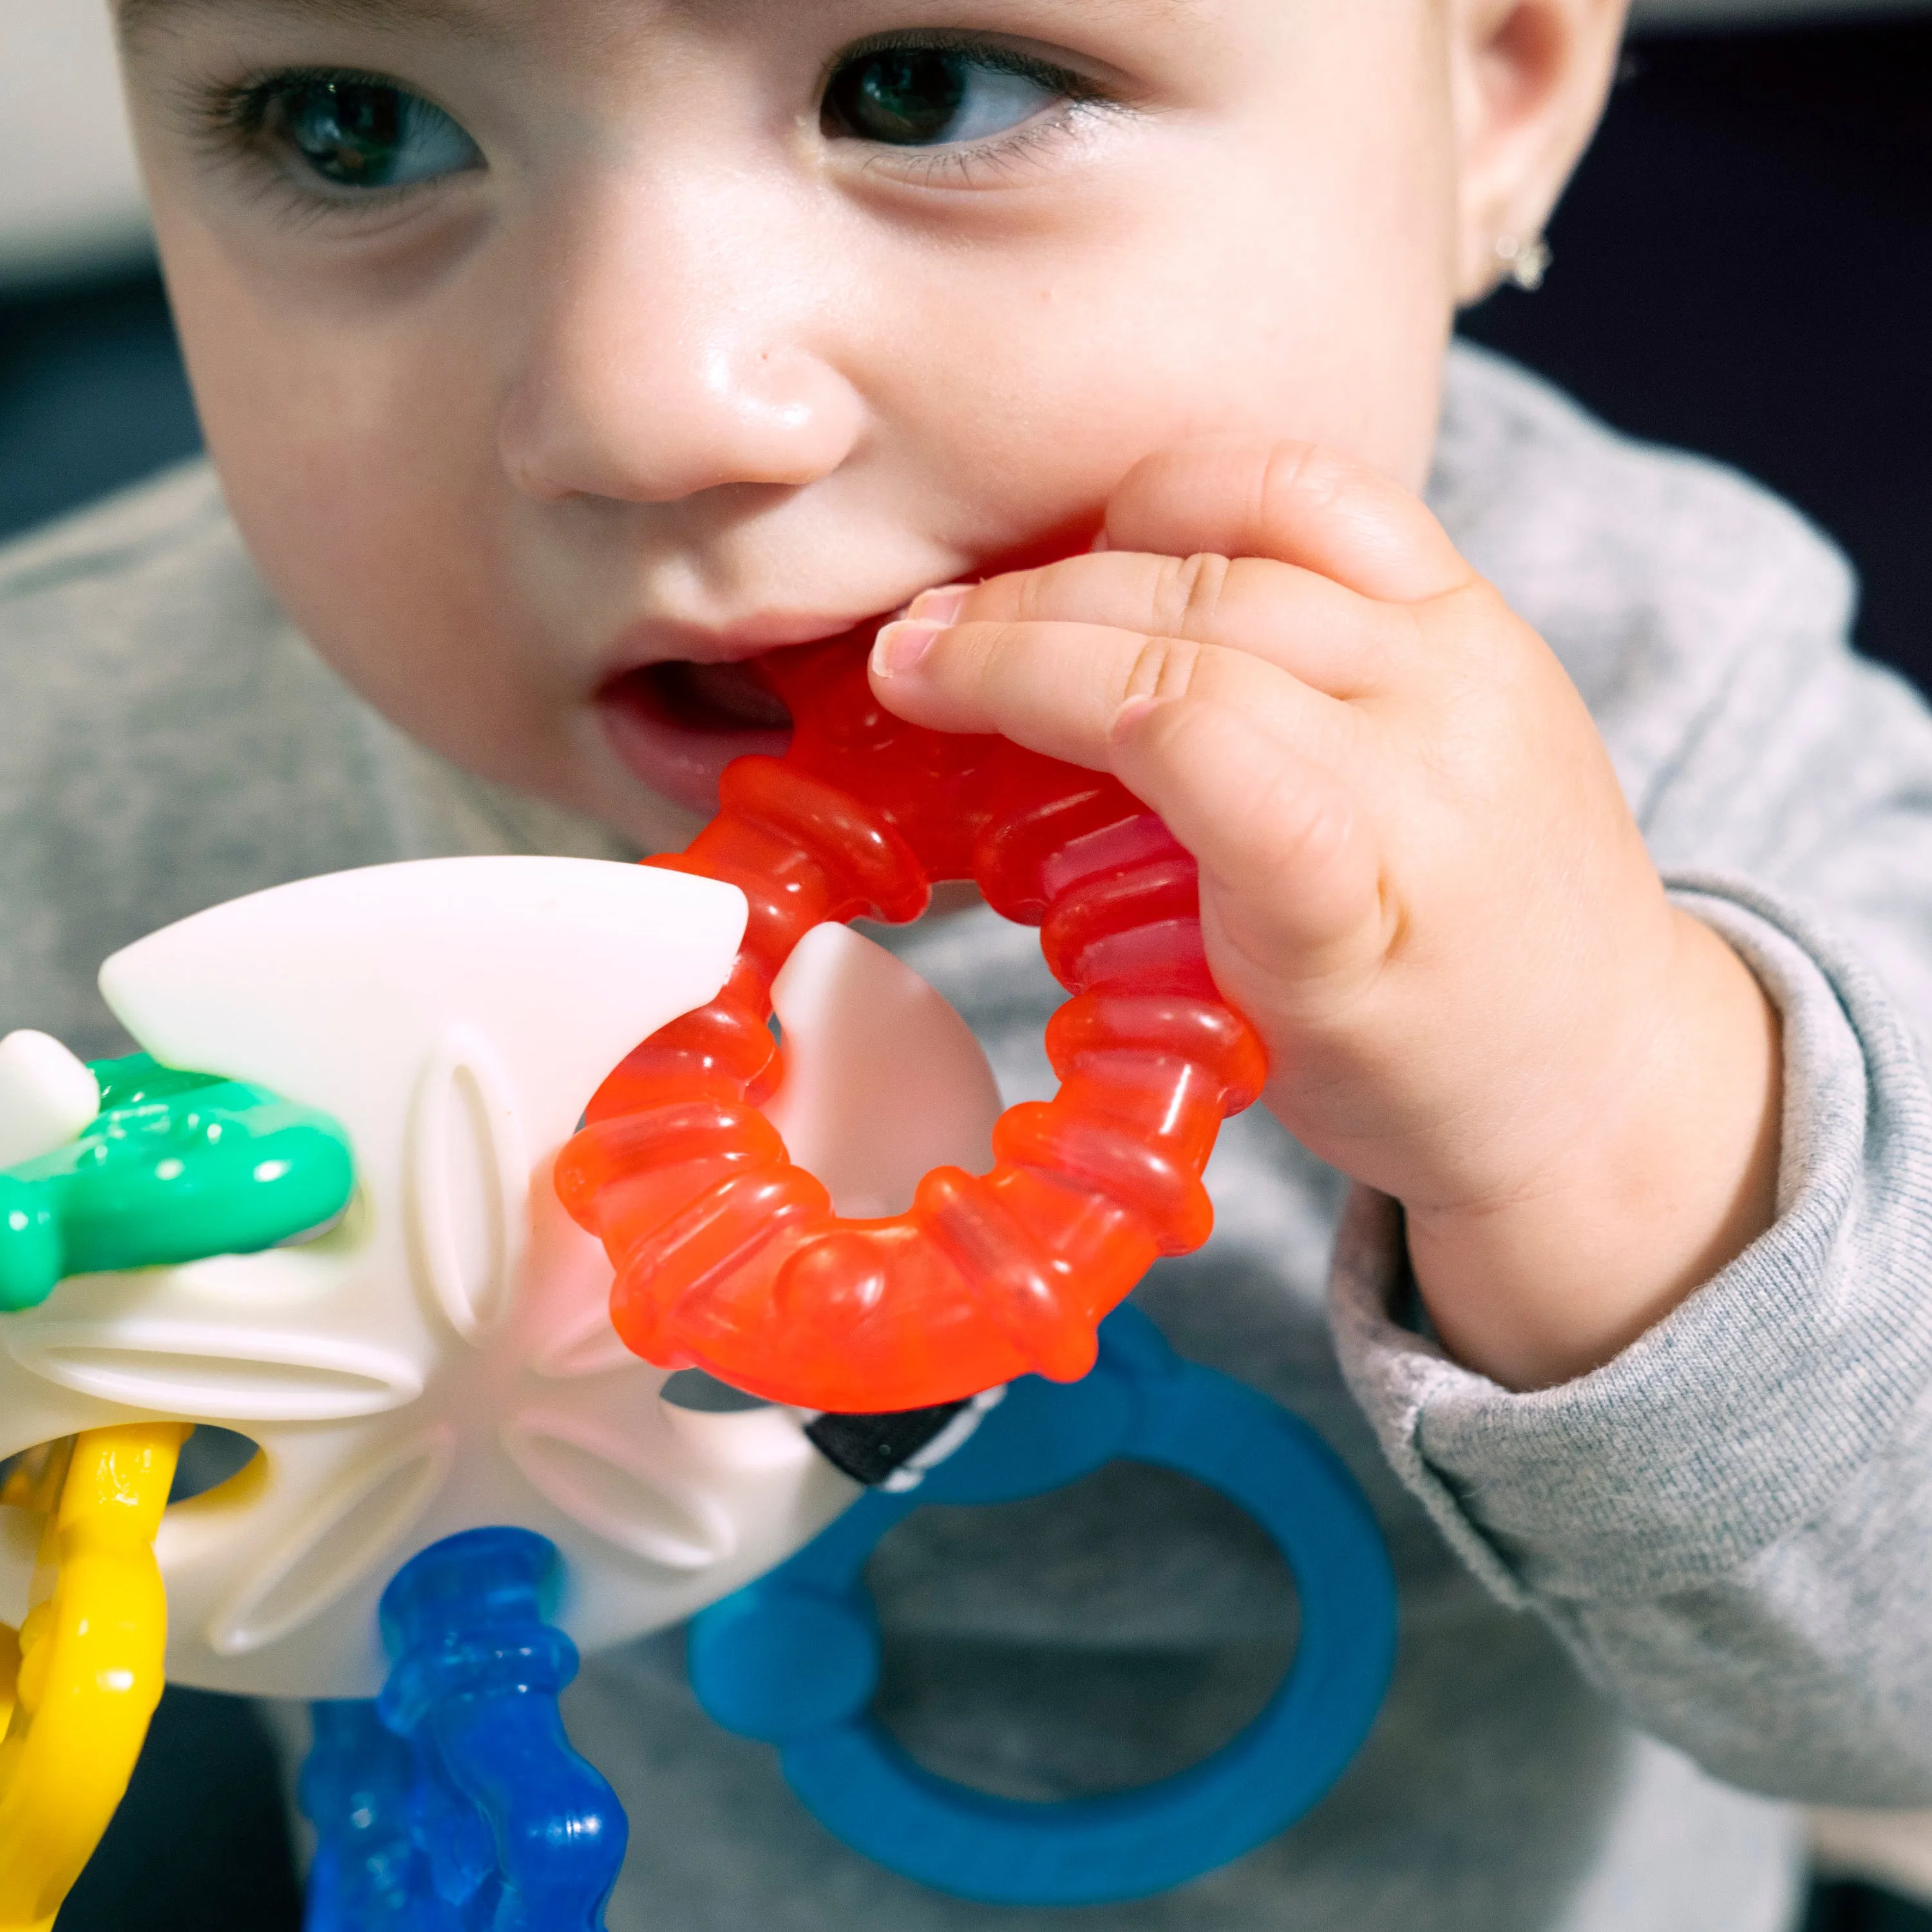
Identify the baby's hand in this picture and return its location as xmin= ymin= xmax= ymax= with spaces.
xmin=871 ymin=440 xmax=1781 ymax=1389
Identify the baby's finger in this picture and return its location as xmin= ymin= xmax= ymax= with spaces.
xmin=1109 ymin=693 xmax=1385 ymax=979
xmin=1104 ymin=438 xmax=1473 ymax=606
xmin=871 ymin=612 xmax=1351 ymax=780
xmin=907 ymin=551 xmax=1401 ymax=702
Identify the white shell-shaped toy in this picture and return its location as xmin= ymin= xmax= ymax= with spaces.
xmin=0 ymin=857 xmax=1002 ymax=1699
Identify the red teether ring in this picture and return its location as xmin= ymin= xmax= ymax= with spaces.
xmin=556 ymin=635 xmax=1267 ymax=1412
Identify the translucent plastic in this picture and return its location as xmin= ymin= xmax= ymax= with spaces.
xmin=303 ymin=1529 xmax=627 ymax=1931
xmin=557 ymin=636 xmax=1267 ymax=1412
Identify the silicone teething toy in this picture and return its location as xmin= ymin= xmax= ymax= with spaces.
xmin=301 ymin=1311 xmax=1396 ymax=1918
xmin=0 ymin=858 xmax=1018 ymax=1920
xmin=0 ymin=1424 xmax=187 ymax=1932
xmin=560 ymin=636 xmax=1269 ymax=1412
xmin=692 ymin=1305 xmax=1397 ymax=1907
xmin=0 ymin=852 xmax=1398 ymax=1918
xmin=304 ymin=1530 xmax=627 ymax=1931
xmin=0 ymin=1053 xmax=354 ymax=1315
xmin=0 ymin=859 xmax=867 ymax=1700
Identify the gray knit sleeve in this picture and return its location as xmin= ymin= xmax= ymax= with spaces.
xmin=1330 ymin=608 xmax=1932 ymax=1804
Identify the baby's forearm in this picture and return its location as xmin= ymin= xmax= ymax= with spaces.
xmin=1405 ymin=910 xmax=1783 ymax=1392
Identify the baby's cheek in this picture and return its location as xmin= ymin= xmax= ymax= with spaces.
xmin=230 ymin=432 xmax=557 ymax=811
xmin=172 ymin=260 xmax=531 ymax=739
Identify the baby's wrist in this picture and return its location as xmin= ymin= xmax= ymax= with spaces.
xmin=1403 ymin=911 xmax=1783 ymax=1392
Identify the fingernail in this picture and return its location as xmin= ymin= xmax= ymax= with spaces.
xmin=907 ymin=583 xmax=971 ymax=625
xmin=872 ymin=619 xmax=940 ymax=678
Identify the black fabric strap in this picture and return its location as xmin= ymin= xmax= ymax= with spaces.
xmin=805 ymin=1401 xmax=973 ymax=1487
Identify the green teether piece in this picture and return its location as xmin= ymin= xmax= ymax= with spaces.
xmin=0 ymin=1052 xmax=355 ymax=1313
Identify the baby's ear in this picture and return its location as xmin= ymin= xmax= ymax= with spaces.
xmin=1444 ymin=0 xmax=1631 ymax=305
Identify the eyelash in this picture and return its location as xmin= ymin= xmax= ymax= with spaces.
xmin=826 ymin=31 xmax=1118 ymax=184
xmin=183 ymin=33 xmax=1118 ymax=225
xmin=185 ymin=66 xmax=466 ymax=227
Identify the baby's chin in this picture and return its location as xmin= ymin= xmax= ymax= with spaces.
xmin=596 ymin=658 xmax=794 ymax=817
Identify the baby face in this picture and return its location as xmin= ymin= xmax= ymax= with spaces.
xmin=118 ymin=0 xmax=1470 ymax=848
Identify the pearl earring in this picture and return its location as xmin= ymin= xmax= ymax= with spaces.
xmin=1494 ymin=232 xmax=1553 ymax=292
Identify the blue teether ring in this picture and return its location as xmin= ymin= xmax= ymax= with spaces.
xmin=689 ymin=1307 xmax=1396 ymax=1906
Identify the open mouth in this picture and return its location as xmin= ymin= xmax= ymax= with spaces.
xmin=634 ymin=659 xmax=795 ymax=735
xmin=595 ymin=524 xmax=1099 ymax=821
xmin=596 ymin=655 xmax=802 ymax=817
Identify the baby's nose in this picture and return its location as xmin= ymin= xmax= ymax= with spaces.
xmin=497 ymin=179 xmax=866 ymax=506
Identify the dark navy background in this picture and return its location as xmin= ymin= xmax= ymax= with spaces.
xmin=5 ymin=16 xmax=1929 ymax=1929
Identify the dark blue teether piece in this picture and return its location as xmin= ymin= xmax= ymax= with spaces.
xmin=301 ymin=1528 xmax=627 ymax=1931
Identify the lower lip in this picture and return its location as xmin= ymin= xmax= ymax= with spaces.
xmin=596 ymin=668 xmax=795 ymax=818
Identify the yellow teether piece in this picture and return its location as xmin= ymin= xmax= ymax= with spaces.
xmin=0 ymin=1423 xmax=186 ymax=1932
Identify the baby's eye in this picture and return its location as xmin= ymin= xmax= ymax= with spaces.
xmin=260 ymin=78 xmax=480 ymax=191
xmin=823 ymin=46 xmax=1065 ymax=149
